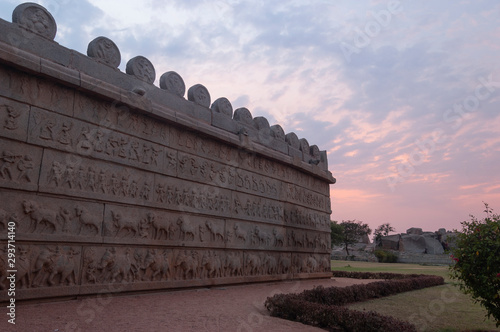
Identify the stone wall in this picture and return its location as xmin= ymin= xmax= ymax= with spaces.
xmin=0 ymin=3 xmax=335 ymax=301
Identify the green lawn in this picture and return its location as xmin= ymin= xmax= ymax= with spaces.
xmin=332 ymin=260 xmax=500 ymax=332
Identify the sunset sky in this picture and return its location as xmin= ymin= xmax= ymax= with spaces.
xmin=2 ymin=0 xmax=499 ymax=236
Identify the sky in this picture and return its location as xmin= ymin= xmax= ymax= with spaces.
xmin=1 ymin=0 xmax=499 ymax=236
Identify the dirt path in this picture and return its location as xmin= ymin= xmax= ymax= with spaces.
xmin=1 ymin=278 xmax=376 ymax=332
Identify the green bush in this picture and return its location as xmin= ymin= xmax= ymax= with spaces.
xmin=450 ymin=204 xmax=500 ymax=326
xmin=374 ymin=249 xmax=398 ymax=263
xmin=265 ymin=272 xmax=444 ymax=332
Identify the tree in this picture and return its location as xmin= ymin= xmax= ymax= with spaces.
xmin=373 ymin=223 xmax=395 ymax=244
xmin=340 ymin=220 xmax=372 ymax=256
xmin=330 ymin=221 xmax=344 ymax=248
xmin=450 ymin=203 xmax=500 ymax=326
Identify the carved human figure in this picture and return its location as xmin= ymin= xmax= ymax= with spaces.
xmin=0 ymin=150 xmax=18 ymax=180
xmin=58 ymin=207 xmax=71 ymax=233
xmin=57 ymin=121 xmax=73 ymax=145
xmin=39 ymin=119 xmax=55 ymax=140
xmin=3 ymin=106 xmax=21 ymax=130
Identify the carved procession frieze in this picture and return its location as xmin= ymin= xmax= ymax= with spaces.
xmin=39 ymin=149 xmax=155 ymax=204
xmin=0 ymin=191 xmax=104 ymax=239
xmin=0 ymin=65 xmax=74 ymax=117
xmin=73 ymin=92 xmax=170 ymax=147
xmin=152 ymin=175 xmax=232 ymax=217
xmin=284 ymin=204 xmax=331 ymax=231
xmin=28 ymin=107 xmax=167 ymax=174
xmin=0 ymin=244 xmax=82 ymax=292
xmin=102 ymin=204 xmax=229 ymax=247
xmin=292 ymin=253 xmax=331 ymax=274
xmin=232 ymin=192 xmax=284 ymax=224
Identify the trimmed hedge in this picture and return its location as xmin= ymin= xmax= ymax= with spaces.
xmin=265 ymin=272 xmax=444 ymax=332
xmin=265 ymin=296 xmax=417 ymax=332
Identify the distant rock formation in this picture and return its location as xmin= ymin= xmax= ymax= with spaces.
xmin=379 ymin=228 xmax=457 ymax=254
xmin=331 ymin=227 xmax=457 ymax=264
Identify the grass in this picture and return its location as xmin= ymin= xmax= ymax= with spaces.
xmin=332 ymin=260 xmax=500 ymax=332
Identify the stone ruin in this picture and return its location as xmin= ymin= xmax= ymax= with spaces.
xmin=379 ymin=227 xmax=456 ymax=255
xmin=331 ymin=227 xmax=456 ymax=265
xmin=0 ymin=3 xmax=335 ymax=301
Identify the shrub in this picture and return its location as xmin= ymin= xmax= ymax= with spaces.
xmin=450 ymin=203 xmax=500 ymax=326
xmin=265 ymin=272 xmax=444 ymax=331
xmin=374 ymin=249 xmax=398 ymax=263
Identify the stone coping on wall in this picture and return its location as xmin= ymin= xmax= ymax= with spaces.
xmin=0 ymin=5 xmax=335 ymax=185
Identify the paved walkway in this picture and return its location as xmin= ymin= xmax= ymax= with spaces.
xmin=1 ymin=277 xmax=376 ymax=332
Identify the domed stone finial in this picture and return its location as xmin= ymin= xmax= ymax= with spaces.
xmin=87 ymin=36 xmax=121 ymax=68
xmin=188 ymin=84 xmax=211 ymax=107
xmin=160 ymin=71 xmax=185 ymax=97
xmin=270 ymin=125 xmax=285 ymax=141
xmin=285 ymin=132 xmax=300 ymax=149
xmin=126 ymin=56 xmax=156 ymax=84
xmin=233 ymin=108 xmax=253 ymax=125
xmin=299 ymin=138 xmax=310 ymax=153
xmin=12 ymin=3 xmax=57 ymax=40
xmin=211 ymin=97 xmax=233 ymax=117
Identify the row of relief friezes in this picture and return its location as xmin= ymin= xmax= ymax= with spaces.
xmin=0 ymin=85 xmax=332 ymax=195
xmin=0 ymin=244 xmax=331 ymax=291
xmin=3 ymin=3 xmax=331 ymax=172
xmin=0 ymin=196 xmax=331 ymax=251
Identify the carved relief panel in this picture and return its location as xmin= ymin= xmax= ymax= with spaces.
xmin=153 ymin=175 xmax=232 ymax=218
xmin=0 ymin=96 xmax=30 ymax=142
xmin=102 ymin=204 xmax=228 ymax=248
xmin=28 ymin=107 xmax=166 ymax=174
xmin=0 ymin=244 xmax=82 ymax=292
xmin=0 ymin=66 xmax=74 ymax=116
xmin=292 ymin=253 xmax=331 ymax=274
xmin=0 ymin=191 xmax=104 ymax=240
xmin=284 ymin=203 xmax=331 ymax=232
xmin=232 ymin=192 xmax=284 ymax=225
xmin=177 ymin=151 xmax=235 ymax=190
xmin=225 ymin=220 xmax=286 ymax=251
xmin=286 ymin=228 xmax=331 ymax=253
xmin=39 ymin=149 xmax=155 ymax=205
xmin=0 ymin=138 xmax=42 ymax=191
xmin=73 ymin=92 xmax=170 ymax=147
xmin=234 ymin=168 xmax=280 ymax=200
xmin=169 ymin=126 xmax=238 ymax=166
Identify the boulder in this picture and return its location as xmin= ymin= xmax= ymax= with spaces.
xmin=406 ymin=227 xmax=423 ymax=235
xmin=401 ymin=235 xmax=426 ymax=254
xmin=380 ymin=234 xmax=401 ymax=250
xmin=424 ymin=236 xmax=445 ymax=254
